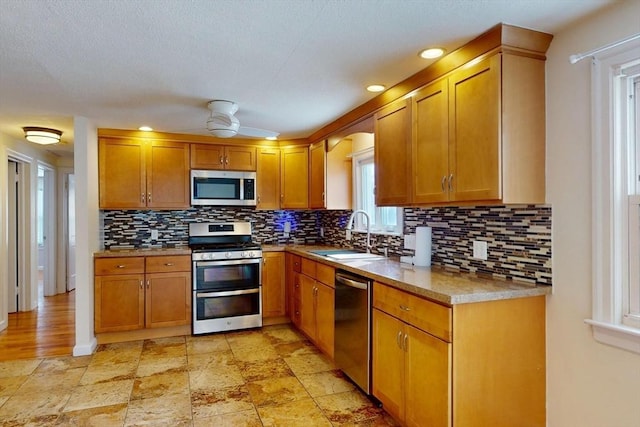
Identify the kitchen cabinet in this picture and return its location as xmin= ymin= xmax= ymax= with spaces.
xmin=297 ymin=257 xmax=335 ymax=358
xmin=309 ymin=139 xmax=353 ymax=209
xmin=256 ymin=147 xmax=281 ymax=210
xmin=190 ymin=143 xmax=256 ymax=171
xmin=285 ymin=253 xmax=302 ymax=327
xmin=95 ymin=255 xmax=191 ymax=333
xmin=376 ymin=51 xmax=546 ymax=206
xmin=262 ymin=252 xmax=286 ymax=318
xmin=280 ymin=146 xmax=309 ymax=209
xmin=372 ymin=281 xmax=545 ymax=427
xmin=99 ymin=138 xmax=190 ymax=209
xmin=374 ymin=98 xmax=412 ymax=206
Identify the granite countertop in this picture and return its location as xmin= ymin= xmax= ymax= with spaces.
xmin=285 ymin=245 xmax=551 ymax=306
xmin=94 ymin=247 xmax=192 ymax=258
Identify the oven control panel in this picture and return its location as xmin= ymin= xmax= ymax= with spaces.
xmin=192 ymin=250 xmax=263 ymax=261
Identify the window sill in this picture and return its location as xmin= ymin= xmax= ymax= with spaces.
xmin=584 ymin=319 xmax=640 ymax=354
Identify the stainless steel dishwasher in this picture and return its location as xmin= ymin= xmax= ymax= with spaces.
xmin=334 ymin=269 xmax=372 ymax=394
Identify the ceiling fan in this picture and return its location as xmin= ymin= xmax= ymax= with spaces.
xmin=206 ymin=100 xmax=279 ymax=139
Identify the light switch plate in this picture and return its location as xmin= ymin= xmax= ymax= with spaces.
xmin=473 ymin=240 xmax=488 ymax=260
xmin=151 ymin=229 xmax=158 ymax=240
xmin=404 ymin=234 xmax=416 ymax=250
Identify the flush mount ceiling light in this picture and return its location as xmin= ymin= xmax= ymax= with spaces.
xmin=22 ymin=127 xmax=62 ymax=145
xmin=366 ymin=84 xmax=386 ymax=93
xmin=138 ymin=126 xmax=153 ymax=131
xmin=419 ymin=47 xmax=445 ymax=59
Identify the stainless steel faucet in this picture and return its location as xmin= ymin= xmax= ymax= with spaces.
xmin=346 ymin=210 xmax=371 ymax=253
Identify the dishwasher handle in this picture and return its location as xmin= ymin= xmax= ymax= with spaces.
xmin=335 ymin=272 xmax=369 ymax=290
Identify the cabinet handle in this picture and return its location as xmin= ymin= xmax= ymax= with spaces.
xmin=116 ymin=264 xmax=125 ymax=269
xmin=141 ymin=193 xmax=145 ymax=203
xmin=322 ymin=192 xmax=325 ymax=201
xmin=147 ymin=193 xmax=151 ymax=203
xmin=146 ymin=280 xmax=150 ymax=289
xmin=396 ymin=330 xmax=403 ymax=349
xmin=219 ymin=155 xmax=224 ymax=164
xmin=448 ymin=174 xmax=454 ymax=192
xmin=280 ymin=194 xmax=284 ymax=200
xmin=399 ymin=304 xmax=411 ymax=311
xmin=257 ymin=195 xmax=261 ymax=204
xmin=403 ymin=334 xmax=408 ymax=352
xmin=139 ymin=280 xmax=143 ymax=289
xmin=225 ymin=156 xmax=229 ymax=165
xmin=441 ymin=176 xmax=446 ymax=192
xmin=164 ymin=263 xmax=174 ymax=266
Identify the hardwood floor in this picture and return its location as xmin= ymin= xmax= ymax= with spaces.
xmin=0 ymin=290 xmax=75 ymax=361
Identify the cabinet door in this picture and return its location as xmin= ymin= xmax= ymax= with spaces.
xmin=374 ymin=98 xmax=412 ymax=206
xmin=95 ymin=274 xmax=144 ymax=333
xmin=299 ymin=274 xmax=317 ymax=339
xmin=145 ymin=272 xmax=191 ymax=328
xmin=256 ymin=148 xmax=281 ymax=210
xmin=99 ymin=138 xmax=146 ymax=209
xmin=372 ymin=308 xmax=405 ymax=422
xmin=309 ymin=141 xmax=327 ymax=209
xmin=413 ymin=79 xmax=450 ymax=204
xmin=226 ymin=146 xmax=257 ymax=171
xmin=285 ymin=253 xmax=300 ymax=317
xmin=262 ymin=252 xmax=286 ymax=317
xmin=449 ymin=55 xmax=501 ymax=202
xmin=404 ymin=324 xmax=452 ymax=427
xmin=190 ymin=144 xmax=226 ymax=169
xmin=146 ymin=141 xmax=190 ymax=209
xmin=281 ymin=146 xmax=309 ymax=209
xmin=315 ymin=281 xmax=335 ymax=359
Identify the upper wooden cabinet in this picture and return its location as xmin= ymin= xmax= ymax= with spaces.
xmin=99 ymin=138 xmax=190 ymax=209
xmin=309 ymin=139 xmax=352 ymax=209
xmin=256 ymin=147 xmax=281 ymax=210
xmin=376 ymin=51 xmax=546 ymax=206
xmin=190 ymin=143 xmax=256 ymax=171
xmin=281 ymin=146 xmax=309 ymax=209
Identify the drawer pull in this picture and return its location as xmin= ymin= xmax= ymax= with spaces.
xmin=164 ymin=263 xmax=174 ymax=266
xmin=116 ymin=265 xmax=126 ymax=269
xmin=399 ymin=304 xmax=411 ymax=311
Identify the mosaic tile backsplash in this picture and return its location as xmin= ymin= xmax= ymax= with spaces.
xmin=101 ymin=204 xmax=552 ymax=285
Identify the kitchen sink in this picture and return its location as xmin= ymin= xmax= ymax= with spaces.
xmin=308 ymin=249 xmax=386 ymax=261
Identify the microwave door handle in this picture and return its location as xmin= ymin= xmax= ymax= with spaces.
xmin=239 ymin=178 xmax=244 ymax=201
xmin=196 ymin=288 xmax=260 ymax=298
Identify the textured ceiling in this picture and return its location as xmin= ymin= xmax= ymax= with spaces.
xmin=0 ymin=0 xmax=615 ymax=156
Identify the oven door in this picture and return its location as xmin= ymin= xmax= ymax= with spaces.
xmin=193 ymin=258 xmax=262 ymax=292
xmin=193 ymin=287 xmax=262 ymax=334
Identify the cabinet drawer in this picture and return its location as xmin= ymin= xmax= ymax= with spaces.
xmin=373 ymin=282 xmax=452 ymax=342
xmin=301 ymin=258 xmax=316 ymax=278
xmin=146 ymin=255 xmax=191 ymax=273
xmin=316 ymin=263 xmax=335 ymax=288
xmin=95 ymin=257 xmax=145 ymax=275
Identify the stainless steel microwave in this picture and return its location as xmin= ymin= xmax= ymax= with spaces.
xmin=191 ymin=170 xmax=256 ymax=206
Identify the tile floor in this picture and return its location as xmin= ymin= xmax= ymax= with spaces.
xmin=0 ymin=324 xmax=397 ymax=426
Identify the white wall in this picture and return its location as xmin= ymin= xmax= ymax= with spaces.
xmin=546 ymin=2 xmax=640 ymax=426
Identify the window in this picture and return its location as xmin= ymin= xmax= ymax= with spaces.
xmin=352 ymin=148 xmax=402 ymax=234
xmin=587 ymin=41 xmax=640 ymax=353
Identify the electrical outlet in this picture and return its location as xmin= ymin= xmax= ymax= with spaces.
xmin=404 ymin=234 xmax=416 ymax=250
xmin=473 ymin=240 xmax=488 ymax=260
xmin=151 ymin=229 xmax=158 ymax=240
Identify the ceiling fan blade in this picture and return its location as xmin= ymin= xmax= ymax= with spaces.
xmin=237 ymin=126 xmax=279 ymax=139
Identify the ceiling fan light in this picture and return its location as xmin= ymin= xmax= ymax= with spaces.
xmin=23 ymin=127 xmax=62 ymax=145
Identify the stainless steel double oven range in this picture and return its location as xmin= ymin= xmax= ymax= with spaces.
xmin=188 ymin=222 xmax=262 ymax=335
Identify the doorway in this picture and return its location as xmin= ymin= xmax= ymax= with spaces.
xmin=7 ymin=160 xmax=20 ymax=313
xmin=66 ymin=173 xmax=76 ymax=291
xmin=37 ymin=163 xmax=56 ymax=297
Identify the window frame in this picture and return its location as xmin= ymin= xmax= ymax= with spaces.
xmin=586 ymin=41 xmax=640 ymax=354
xmin=351 ymin=147 xmax=403 ymax=235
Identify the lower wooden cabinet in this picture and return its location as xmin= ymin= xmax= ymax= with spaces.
xmin=262 ymin=252 xmax=286 ymax=318
xmin=299 ymin=270 xmax=335 ymax=358
xmin=373 ymin=308 xmax=451 ymax=427
xmin=94 ymin=255 xmax=191 ymax=333
xmin=285 ymin=253 xmax=302 ymax=327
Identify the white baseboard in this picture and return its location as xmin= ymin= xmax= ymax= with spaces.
xmin=73 ymin=337 xmax=98 ymax=356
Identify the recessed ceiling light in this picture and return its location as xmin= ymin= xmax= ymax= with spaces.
xmin=419 ymin=48 xmax=445 ymax=59
xmin=138 ymin=126 xmax=153 ymax=131
xmin=367 ymin=84 xmax=386 ymax=93
xmin=266 ymin=136 xmax=277 ymax=141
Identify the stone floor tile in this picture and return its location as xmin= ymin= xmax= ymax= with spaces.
xmin=0 ymin=389 xmax=70 ymax=421
xmin=297 ymin=369 xmax=356 ymax=397
xmin=0 ymin=359 xmax=42 ymax=378
xmin=16 ymin=367 xmax=85 ymax=394
xmin=187 ymin=349 xmax=236 ymax=372
xmin=186 ymin=333 xmax=230 ymax=355
xmin=247 ymin=375 xmax=310 ymax=407
xmin=274 ymin=339 xmax=321 ymax=357
xmin=262 ymin=325 xmax=306 ymax=345
xmin=190 ymin=384 xmax=254 ymax=418
xmin=35 ymin=355 xmax=92 ymax=374
xmin=124 ymin=392 xmax=192 ymax=426
xmin=237 ymin=357 xmax=294 ymax=382
xmin=193 ymin=408 xmax=262 ymax=427
xmin=256 ymin=397 xmax=332 ymax=427
xmin=64 ymin=379 xmax=134 ymax=412
xmin=131 ymin=371 xmax=190 ymax=400
xmin=0 ymin=376 xmax=28 ymax=397
xmin=79 ymin=360 xmax=138 ymax=385
xmin=189 ymin=363 xmax=245 ymax=391
xmin=141 ymin=336 xmax=187 ymax=358
xmin=136 ymin=355 xmax=187 ymax=378
xmin=56 ymin=402 xmax=128 ymax=426
xmin=284 ymin=352 xmax=335 ymax=377
xmin=314 ymin=390 xmax=387 ymax=425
